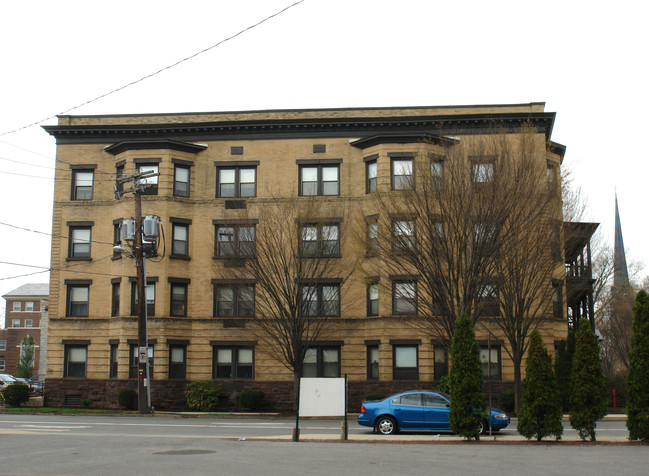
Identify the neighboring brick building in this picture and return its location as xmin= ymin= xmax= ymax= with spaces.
xmin=42 ymin=104 xmax=592 ymax=410
xmin=1 ymin=283 xmax=48 ymax=377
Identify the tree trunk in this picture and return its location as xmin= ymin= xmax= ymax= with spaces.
xmin=514 ymin=357 xmax=522 ymax=415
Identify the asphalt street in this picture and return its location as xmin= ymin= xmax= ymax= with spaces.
xmin=0 ymin=414 xmax=645 ymax=476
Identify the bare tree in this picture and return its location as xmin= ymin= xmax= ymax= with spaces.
xmin=598 ymin=283 xmax=636 ymax=372
xmin=487 ymin=130 xmax=559 ymax=412
xmin=368 ymin=127 xmax=559 ymax=412
xmin=368 ymin=133 xmax=508 ymax=348
xmin=226 ymin=197 xmax=353 ymax=407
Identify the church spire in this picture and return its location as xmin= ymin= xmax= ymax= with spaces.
xmin=613 ymin=193 xmax=629 ymax=287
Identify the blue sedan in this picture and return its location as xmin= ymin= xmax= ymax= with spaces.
xmin=358 ymin=390 xmax=510 ymax=435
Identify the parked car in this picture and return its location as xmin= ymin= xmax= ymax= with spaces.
xmin=29 ymin=377 xmax=44 ymax=394
xmin=358 ymin=390 xmax=510 ymax=435
xmin=0 ymin=373 xmax=18 ymax=391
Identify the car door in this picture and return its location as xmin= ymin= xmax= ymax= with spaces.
xmin=391 ymin=393 xmax=425 ymax=429
xmin=423 ymin=392 xmax=451 ymax=430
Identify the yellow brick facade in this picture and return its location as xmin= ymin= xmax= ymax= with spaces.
xmin=44 ymin=103 xmax=570 ymax=409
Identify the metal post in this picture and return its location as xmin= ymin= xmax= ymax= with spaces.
xmin=293 ymin=375 xmax=300 ymax=442
xmin=488 ymin=333 xmax=492 ymax=436
xmin=343 ymin=375 xmax=348 ymax=441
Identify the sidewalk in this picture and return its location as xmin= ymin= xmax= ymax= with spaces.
xmin=154 ymin=412 xmax=636 ymax=445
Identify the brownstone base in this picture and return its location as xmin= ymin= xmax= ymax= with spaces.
xmin=44 ymin=379 xmax=515 ymax=412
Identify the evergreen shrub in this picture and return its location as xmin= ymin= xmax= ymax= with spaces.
xmin=517 ymin=330 xmax=563 ymax=441
xmin=239 ymin=389 xmax=265 ymax=411
xmin=365 ymin=392 xmax=386 ymax=401
xmin=185 ymin=381 xmax=222 ymax=411
xmin=627 ymin=290 xmax=649 ymax=441
xmin=118 ymin=388 xmax=138 ymax=410
xmin=497 ymin=391 xmax=515 ymax=414
xmin=2 ymin=383 xmax=30 ymax=407
xmin=449 ymin=314 xmax=485 ymax=440
xmin=569 ymin=318 xmax=607 ymax=441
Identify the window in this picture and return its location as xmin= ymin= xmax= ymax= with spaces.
xmin=72 ymin=169 xmax=94 ymax=200
xmin=215 ymin=224 xmax=255 ymax=258
xmin=66 ymin=283 xmax=89 ymax=317
xmin=131 ymin=281 xmax=155 ymax=317
xmin=471 ymin=157 xmax=495 ymax=184
xmin=299 ymin=164 xmax=339 ymax=196
xmin=393 ymin=344 xmax=418 ymax=380
xmin=301 ymin=282 xmax=341 ymax=317
xmin=366 ymin=219 xmax=378 ymax=254
xmin=169 ymin=345 xmax=187 ymax=380
xmin=25 ymin=319 xmax=33 ymax=327
xmin=64 ymin=345 xmax=87 ymax=378
xmin=111 ymin=281 xmax=120 ymax=317
xmin=473 ymin=221 xmax=495 ymax=245
xmin=171 ymin=222 xmax=189 ymax=257
xmin=12 ymin=301 xmax=21 ymax=311
xmin=302 ymin=346 xmax=340 ymax=377
xmin=170 ymin=281 xmax=188 ymax=317
xmin=366 ymin=158 xmax=377 ymax=193
xmin=213 ymin=283 xmax=254 ymax=317
xmin=213 ymin=346 xmax=254 ymax=379
xmin=390 ymin=156 xmax=413 ymax=190
xmin=367 ymin=345 xmax=379 ymax=380
xmin=129 ymin=344 xmax=154 ymax=379
xmin=173 ymin=164 xmax=190 ymax=197
xmin=392 ymin=219 xmax=415 ymax=252
xmin=137 ymin=163 xmax=159 ymax=195
xmin=478 ymin=283 xmax=499 ymax=316
xmin=115 ymin=163 xmax=124 ymax=197
xmin=68 ymin=226 xmax=91 ymax=259
xmin=216 ymin=166 xmax=256 ymax=198
xmin=392 ymin=280 xmax=417 ymax=315
xmin=299 ymin=223 xmax=340 ymax=257
xmin=550 ymin=222 xmax=562 ymax=261
xmin=431 ymin=158 xmax=444 ymax=189
xmin=423 ymin=392 xmax=449 ymax=408
xmin=552 ymin=281 xmax=563 ymax=320
xmin=367 ymin=282 xmax=379 ymax=316
xmin=434 ymin=347 xmax=448 ymax=380
xmin=25 ymin=301 xmax=34 ymax=311
xmin=0 ymin=340 xmax=6 ymax=351
xmin=0 ymin=360 xmax=4 ymax=372
xmin=12 ymin=319 xmax=20 ymax=327
xmin=109 ymin=344 xmax=118 ymax=379
xmin=547 ymin=161 xmax=558 ymax=189
xmin=480 ymin=345 xmax=501 ymax=380
xmin=113 ymin=219 xmax=122 ymax=259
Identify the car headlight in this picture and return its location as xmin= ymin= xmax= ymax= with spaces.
xmin=493 ymin=413 xmax=508 ymax=419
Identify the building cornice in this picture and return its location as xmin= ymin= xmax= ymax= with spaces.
xmin=43 ymin=111 xmax=556 ymax=144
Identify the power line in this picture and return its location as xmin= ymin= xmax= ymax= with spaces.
xmin=0 ymin=0 xmax=306 ymax=138
xmin=0 ymin=254 xmax=134 ymax=281
xmin=0 ymin=221 xmax=116 ymax=247
xmin=0 ymin=261 xmax=49 ymax=270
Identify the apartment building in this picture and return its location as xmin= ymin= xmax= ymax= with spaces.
xmin=1 ymin=283 xmax=48 ymax=378
xmin=42 ymin=103 xmax=588 ymax=410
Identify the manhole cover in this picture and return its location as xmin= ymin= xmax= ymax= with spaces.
xmin=153 ymin=450 xmax=216 ymax=455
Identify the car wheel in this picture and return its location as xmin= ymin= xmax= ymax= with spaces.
xmin=478 ymin=420 xmax=487 ymax=435
xmin=376 ymin=416 xmax=398 ymax=435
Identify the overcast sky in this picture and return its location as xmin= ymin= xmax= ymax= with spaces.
xmin=1 ymin=0 xmax=647 ymax=325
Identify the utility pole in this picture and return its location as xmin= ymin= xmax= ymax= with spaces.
xmin=115 ymin=171 xmax=158 ymax=414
